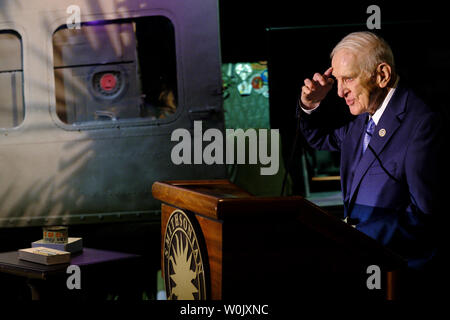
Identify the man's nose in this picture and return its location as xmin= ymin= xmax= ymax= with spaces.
xmin=337 ymin=81 xmax=347 ymax=98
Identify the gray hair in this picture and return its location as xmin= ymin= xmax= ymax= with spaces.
xmin=330 ymin=31 xmax=395 ymax=77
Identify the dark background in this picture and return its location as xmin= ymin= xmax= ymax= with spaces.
xmin=219 ymin=0 xmax=447 ymax=62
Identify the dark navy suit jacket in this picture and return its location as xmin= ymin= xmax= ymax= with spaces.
xmin=300 ymin=86 xmax=443 ymax=270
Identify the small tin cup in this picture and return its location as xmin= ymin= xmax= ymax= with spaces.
xmin=43 ymin=226 xmax=68 ymax=244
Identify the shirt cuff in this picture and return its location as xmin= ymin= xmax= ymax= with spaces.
xmin=298 ymin=99 xmax=320 ymax=114
xmin=302 ymin=106 xmax=317 ymax=114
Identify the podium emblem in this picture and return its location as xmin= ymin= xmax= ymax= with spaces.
xmin=163 ymin=209 xmax=208 ymax=300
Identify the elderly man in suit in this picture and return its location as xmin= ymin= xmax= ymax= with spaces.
xmin=298 ymin=31 xmax=443 ymax=297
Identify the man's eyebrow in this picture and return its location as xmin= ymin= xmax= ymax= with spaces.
xmin=333 ymin=72 xmax=356 ymax=79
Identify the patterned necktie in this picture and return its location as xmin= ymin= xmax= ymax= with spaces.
xmin=363 ymin=118 xmax=375 ymax=153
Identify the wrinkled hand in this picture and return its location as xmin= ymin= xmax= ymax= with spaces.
xmin=300 ymin=67 xmax=334 ymax=110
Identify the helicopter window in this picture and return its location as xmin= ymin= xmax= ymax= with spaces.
xmin=53 ymin=16 xmax=177 ymax=125
xmin=0 ymin=31 xmax=24 ymax=129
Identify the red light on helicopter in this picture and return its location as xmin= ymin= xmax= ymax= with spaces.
xmin=100 ymin=73 xmax=117 ymax=92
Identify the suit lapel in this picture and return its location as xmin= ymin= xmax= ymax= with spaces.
xmin=341 ymin=115 xmax=366 ymax=203
xmin=348 ymin=86 xmax=408 ymax=206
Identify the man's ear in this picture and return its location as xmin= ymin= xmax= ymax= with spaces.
xmin=376 ymin=63 xmax=392 ymax=88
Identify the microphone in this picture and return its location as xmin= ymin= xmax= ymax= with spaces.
xmin=281 ymin=100 xmax=303 ymax=196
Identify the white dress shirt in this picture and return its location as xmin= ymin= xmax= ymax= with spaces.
xmin=369 ymin=85 xmax=396 ymax=125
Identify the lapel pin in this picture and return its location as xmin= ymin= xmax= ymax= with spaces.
xmin=379 ymin=128 xmax=386 ymax=137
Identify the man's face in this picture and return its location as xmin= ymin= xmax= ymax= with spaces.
xmin=331 ymin=49 xmax=377 ymax=115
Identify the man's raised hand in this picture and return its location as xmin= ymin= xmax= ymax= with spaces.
xmin=300 ymin=67 xmax=334 ymax=110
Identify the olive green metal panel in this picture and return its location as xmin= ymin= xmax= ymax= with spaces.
xmin=0 ymin=0 xmax=226 ymax=227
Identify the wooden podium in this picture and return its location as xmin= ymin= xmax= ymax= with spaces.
xmin=152 ymin=179 xmax=406 ymax=300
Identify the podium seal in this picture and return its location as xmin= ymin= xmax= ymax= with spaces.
xmin=163 ymin=209 xmax=208 ymax=300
